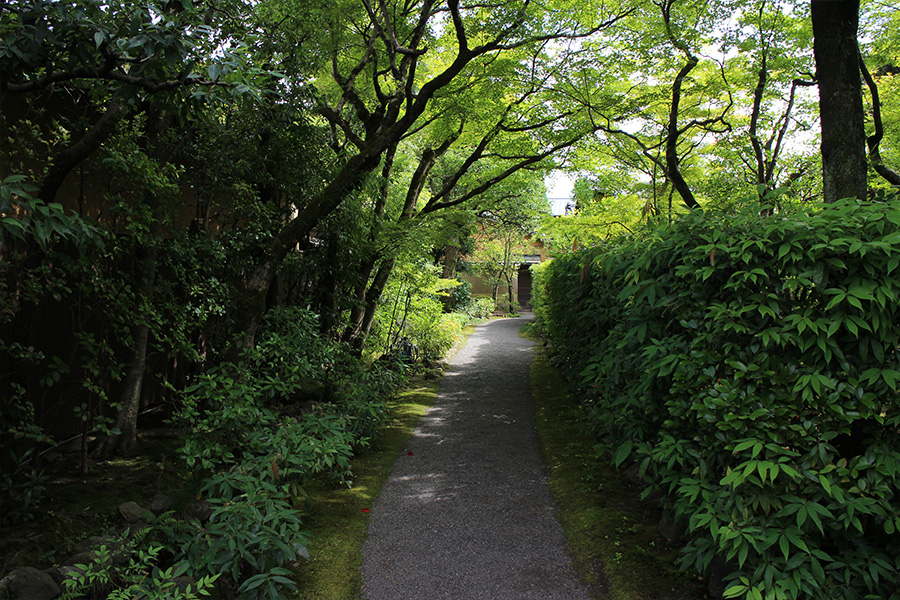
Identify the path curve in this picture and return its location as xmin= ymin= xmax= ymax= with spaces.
xmin=361 ymin=316 xmax=592 ymax=600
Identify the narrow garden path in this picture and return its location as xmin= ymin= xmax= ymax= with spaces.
xmin=361 ymin=316 xmax=592 ymax=600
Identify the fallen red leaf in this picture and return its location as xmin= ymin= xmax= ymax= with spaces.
xmin=362 ymin=508 xmax=370 ymax=513
xmin=406 ymin=450 xmax=414 ymax=456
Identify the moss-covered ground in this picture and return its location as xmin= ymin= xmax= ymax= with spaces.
xmin=530 ymin=341 xmax=708 ymax=600
xmin=289 ymin=377 xmax=440 ymax=599
xmin=0 ymin=436 xmax=184 ymax=574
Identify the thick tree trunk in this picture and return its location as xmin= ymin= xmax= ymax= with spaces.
xmin=812 ymin=0 xmax=867 ymax=202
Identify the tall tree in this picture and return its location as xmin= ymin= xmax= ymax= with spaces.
xmin=234 ymin=0 xmax=632 ymax=347
xmin=811 ymin=0 xmax=867 ymax=202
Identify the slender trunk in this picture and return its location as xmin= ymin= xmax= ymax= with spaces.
xmin=384 ymin=284 xmax=405 ymax=354
xmin=440 ymin=244 xmax=459 ymax=311
xmin=346 ymin=258 xmax=397 ymax=351
xmin=343 ymin=257 xmax=378 ymax=342
xmin=96 ymin=246 xmax=158 ymax=457
xmin=110 ymin=322 xmax=151 ymax=455
xmin=342 ymin=145 xmax=397 ymax=343
xmin=660 ymin=0 xmax=701 ymax=210
xmin=235 ymin=150 xmax=384 ymax=349
xmin=749 ymin=51 xmax=769 ymax=195
xmin=80 ymin=419 xmax=89 ymax=475
xmin=342 ymin=142 xmax=447 ymax=349
xmin=812 ymin=0 xmax=867 ymax=202
xmin=318 ymin=238 xmax=341 ymax=336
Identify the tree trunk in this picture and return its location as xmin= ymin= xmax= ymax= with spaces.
xmin=660 ymin=0 xmax=701 ymax=210
xmin=812 ymin=0 xmax=867 ymax=202
xmin=96 ymin=246 xmax=158 ymax=457
xmin=666 ymin=55 xmax=701 ymax=209
xmin=38 ymin=103 xmax=127 ymax=203
xmin=440 ymin=244 xmax=460 ymax=312
xmin=345 ymin=258 xmax=397 ymax=351
xmin=317 ymin=237 xmax=341 ymax=337
xmin=109 ymin=321 xmax=151 ymax=455
xmin=234 ymin=150 xmax=385 ymax=349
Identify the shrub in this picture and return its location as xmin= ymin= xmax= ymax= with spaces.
xmin=447 ymin=279 xmax=474 ymax=312
xmin=0 ymin=447 xmax=48 ymax=525
xmin=529 ymin=261 xmax=552 ymax=337
xmin=407 ymin=307 xmax=466 ymax=363
xmin=58 ymin=515 xmax=219 ymax=600
xmin=466 ymin=297 xmax=495 ymax=320
xmin=538 ymin=199 xmax=900 ymax=600
xmin=171 ymin=305 xmax=406 ymax=599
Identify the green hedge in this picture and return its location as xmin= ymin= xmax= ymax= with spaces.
xmin=536 ymin=200 xmax=900 ymax=600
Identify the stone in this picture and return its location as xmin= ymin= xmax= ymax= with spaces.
xmin=71 ymin=535 xmax=128 ymax=566
xmin=0 ymin=566 xmax=60 ymax=600
xmin=641 ymin=486 xmax=663 ymax=504
xmin=73 ymin=535 xmax=114 ymax=554
xmin=44 ymin=565 xmax=78 ymax=587
xmin=42 ymin=451 xmax=63 ymax=463
xmin=624 ymin=463 xmax=647 ymax=487
xmin=173 ymin=576 xmax=196 ymax=593
xmin=148 ymin=493 xmax=175 ymax=515
xmin=657 ymin=514 xmax=684 ymax=541
xmin=180 ymin=499 xmax=212 ymax=523
xmin=61 ymin=552 xmax=94 ymax=568
xmin=706 ymin=555 xmax=733 ymax=599
xmin=118 ymin=501 xmax=151 ymax=524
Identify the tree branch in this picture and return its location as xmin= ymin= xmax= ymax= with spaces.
xmin=859 ymin=47 xmax=900 ymax=186
xmin=38 ymin=102 xmax=130 ymax=203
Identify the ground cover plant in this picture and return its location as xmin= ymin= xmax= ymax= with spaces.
xmin=534 ymin=198 xmax=900 ymax=600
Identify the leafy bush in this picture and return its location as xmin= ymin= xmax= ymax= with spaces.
xmin=171 ymin=305 xmax=406 ymax=599
xmin=447 ymin=279 xmax=474 ymax=312
xmin=178 ymin=474 xmax=308 ymax=600
xmin=529 ymin=261 xmax=552 ymax=338
xmin=537 ymin=199 xmax=900 ymax=600
xmin=370 ymin=287 xmax=465 ymax=364
xmin=58 ymin=515 xmax=219 ymax=600
xmin=0 ymin=448 xmax=48 ymax=525
xmin=466 ymin=297 xmax=496 ymax=320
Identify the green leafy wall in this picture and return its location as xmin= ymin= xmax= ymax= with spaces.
xmin=535 ymin=200 xmax=900 ymax=600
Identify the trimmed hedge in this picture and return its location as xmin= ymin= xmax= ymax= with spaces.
xmin=536 ymin=199 xmax=900 ymax=600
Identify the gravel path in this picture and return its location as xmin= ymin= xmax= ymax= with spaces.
xmin=361 ymin=316 xmax=592 ymax=600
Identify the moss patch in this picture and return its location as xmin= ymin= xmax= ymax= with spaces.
xmin=289 ymin=378 xmax=438 ymax=600
xmin=289 ymin=323 xmax=482 ymax=599
xmin=530 ymin=346 xmax=708 ymax=600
